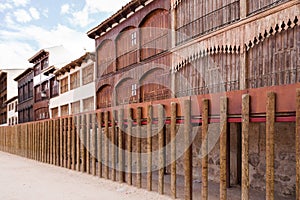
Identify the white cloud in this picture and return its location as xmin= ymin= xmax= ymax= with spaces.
xmin=29 ymin=7 xmax=40 ymax=20
xmin=61 ymin=4 xmax=70 ymax=14
xmin=0 ymin=24 xmax=94 ymax=68
xmin=0 ymin=3 xmax=13 ymax=12
xmin=4 ymin=14 xmax=15 ymax=26
xmin=13 ymin=9 xmax=32 ymax=23
xmin=10 ymin=0 xmax=30 ymax=7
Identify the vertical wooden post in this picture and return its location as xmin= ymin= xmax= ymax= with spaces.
xmin=127 ymin=108 xmax=133 ymax=185
xmin=118 ymin=109 xmax=125 ymax=183
xmin=72 ymin=116 xmax=76 ymax=171
xmin=266 ymin=92 xmax=275 ymax=200
xmin=111 ymin=111 xmax=116 ymax=181
xmin=42 ymin=121 xmax=45 ymax=162
xmin=86 ymin=114 xmax=91 ymax=174
xmin=53 ymin=120 xmax=56 ymax=165
xmin=171 ymin=102 xmax=177 ymax=199
xmin=64 ymin=118 xmax=68 ymax=168
xmin=136 ymin=107 xmax=142 ymax=188
xmin=60 ymin=118 xmax=63 ymax=167
xmin=184 ymin=99 xmax=192 ymax=200
xmin=147 ymin=105 xmax=153 ymax=191
xmin=202 ymin=99 xmax=209 ymax=200
xmin=56 ymin=119 xmax=60 ymax=166
xmin=104 ymin=111 xmax=109 ymax=179
xmin=49 ymin=120 xmax=53 ymax=164
xmin=81 ymin=115 xmax=87 ymax=172
xmin=296 ymin=89 xmax=300 ymax=200
xmin=97 ymin=112 xmax=102 ymax=177
xmin=76 ymin=116 xmax=81 ymax=171
xmin=158 ymin=104 xmax=165 ymax=195
xmin=68 ymin=117 xmax=72 ymax=169
xmin=242 ymin=94 xmax=250 ymax=200
xmin=91 ymin=113 xmax=97 ymax=176
xmin=220 ymin=97 xmax=228 ymax=200
xmin=240 ymin=0 xmax=248 ymax=19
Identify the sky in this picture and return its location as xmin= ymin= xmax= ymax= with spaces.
xmin=0 ymin=0 xmax=131 ymax=69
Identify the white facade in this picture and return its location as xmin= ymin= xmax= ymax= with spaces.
xmin=49 ymin=54 xmax=96 ymax=117
xmin=7 ymin=98 xmax=18 ymax=126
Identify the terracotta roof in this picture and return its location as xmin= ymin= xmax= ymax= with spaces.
xmin=54 ymin=52 xmax=95 ymax=76
xmin=87 ymin=0 xmax=149 ymax=39
xmin=13 ymin=68 xmax=33 ymax=81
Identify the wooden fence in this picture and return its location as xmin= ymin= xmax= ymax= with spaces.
xmin=0 ymin=90 xmax=299 ymax=200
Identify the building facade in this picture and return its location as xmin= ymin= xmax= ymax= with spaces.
xmin=6 ymin=96 xmax=18 ymax=126
xmin=14 ymin=68 xmax=34 ymax=123
xmin=29 ymin=46 xmax=74 ymax=121
xmin=87 ymin=0 xmax=299 ymax=197
xmin=0 ymin=69 xmax=26 ymax=125
xmin=49 ymin=52 xmax=96 ymax=118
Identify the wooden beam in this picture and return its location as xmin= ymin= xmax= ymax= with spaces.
xmin=76 ymin=116 xmax=81 ymax=171
xmin=97 ymin=112 xmax=103 ymax=178
xmin=86 ymin=114 xmax=91 ymax=174
xmin=91 ymin=113 xmax=97 ymax=176
xmin=104 ymin=111 xmax=109 ymax=179
xmin=220 ymin=97 xmax=228 ymax=200
xmin=266 ymin=92 xmax=275 ymax=200
xmin=68 ymin=117 xmax=72 ymax=169
xmin=202 ymin=99 xmax=209 ymax=200
xmin=184 ymin=99 xmax=192 ymax=200
xmin=111 ymin=111 xmax=116 ymax=181
xmin=127 ymin=108 xmax=133 ymax=185
xmin=158 ymin=104 xmax=165 ymax=195
xmin=147 ymin=105 xmax=153 ymax=191
xmin=171 ymin=102 xmax=177 ymax=199
xmin=118 ymin=109 xmax=125 ymax=183
xmin=81 ymin=115 xmax=87 ymax=173
xmin=296 ymin=89 xmax=300 ymax=200
xmin=136 ymin=107 xmax=142 ymax=188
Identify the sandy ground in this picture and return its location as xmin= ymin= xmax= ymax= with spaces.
xmin=0 ymin=151 xmax=171 ymax=200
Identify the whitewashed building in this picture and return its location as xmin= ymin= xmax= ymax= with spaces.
xmin=6 ymin=96 xmax=18 ymax=126
xmin=49 ymin=52 xmax=96 ymax=118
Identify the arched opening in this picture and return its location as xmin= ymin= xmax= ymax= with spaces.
xmin=97 ymin=40 xmax=114 ymax=77
xmin=139 ymin=9 xmax=171 ymax=60
xmin=96 ymin=84 xmax=112 ymax=109
xmin=116 ymin=26 xmax=138 ymax=70
xmin=115 ymin=78 xmax=137 ymax=105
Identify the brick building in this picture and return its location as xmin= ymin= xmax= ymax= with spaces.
xmin=87 ymin=0 xmax=299 ymax=197
xmin=14 ymin=68 xmax=34 ymax=123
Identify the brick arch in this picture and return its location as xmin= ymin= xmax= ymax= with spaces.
xmin=96 ymin=84 xmax=112 ymax=109
xmin=114 ymin=77 xmax=137 ymax=105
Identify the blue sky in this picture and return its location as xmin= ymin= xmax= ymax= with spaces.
xmin=0 ymin=0 xmax=130 ymax=69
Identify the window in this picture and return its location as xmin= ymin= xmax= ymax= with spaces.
xmin=61 ymin=104 xmax=69 ymax=116
xmin=131 ymin=84 xmax=137 ymax=96
xmin=71 ymin=101 xmax=80 ymax=114
xmin=82 ymin=65 xmax=94 ymax=85
xmin=51 ymin=107 xmax=59 ymax=118
xmin=60 ymin=77 xmax=68 ymax=94
xmin=83 ymin=97 xmax=94 ymax=112
xmin=70 ymin=71 xmax=80 ymax=90
xmin=34 ymin=85 xmax=41 ymax=102
xmin=41 ymin=58 xmax=49 ymax=70
xmin=131 ymin=32 xmax=137 ymax=46
xmin=34 ymin=63 xmax=41 ymax=76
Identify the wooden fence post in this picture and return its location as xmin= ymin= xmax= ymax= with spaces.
xmin=147 ymin=105 xmax=153 ymax=191
xmin=111 ymin=111 xmax=116 ymax=181
xmin=68 ymin=117 xmax=72 ymax=169
xmin=118 ymin=109 xmax=125 ymax=183
xmin=81 ymin=115 xmax=87 ymax=172
xmin=171 ymin=102 xmax=177 ymax=199
xmin=220 ymin=97 xmax=228 ymax=200
xmin=76 ymin=116 xmax=81 ymax=171
xmin=72 ymin=116 xmax=76 ymax=171
xmin=184 ymin=99 xmax=192 ymax=200
xmin=137 ymin=107 xmax=142 ymax=188
xmin=242 ymin=94 xmax=250 ymax=200
xmin=86 ymin=114 xmax=91 ymax=174
xmin=91 ymin=113 xmax=97 ymax=176
xmin=64 ymin=118 xmax=68 ymax=168
xmin=60 ymin=118 xmax=63 ymax=167
xmin=266 ymin=92 xmax=275 ymax=200
xmin=158 ymin=104 xmax=165 ymax=195
xmin=296 ymin=89 xmax=300 ymax=200
xmin=202 ymin=99 xmax=209 ymax=200
xmin=104 ymin=111 xmax=109 ymax=179
xmin=127 ymin=108 xmax=133 ymax=185
xmin=97 ymin=112 xmax=102 ymax=177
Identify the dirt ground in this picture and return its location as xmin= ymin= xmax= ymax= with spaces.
xmin=0 ymin=151 xmax=293 ymax=200
xmin=0 ymin=151 xmax=171 ymax=200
